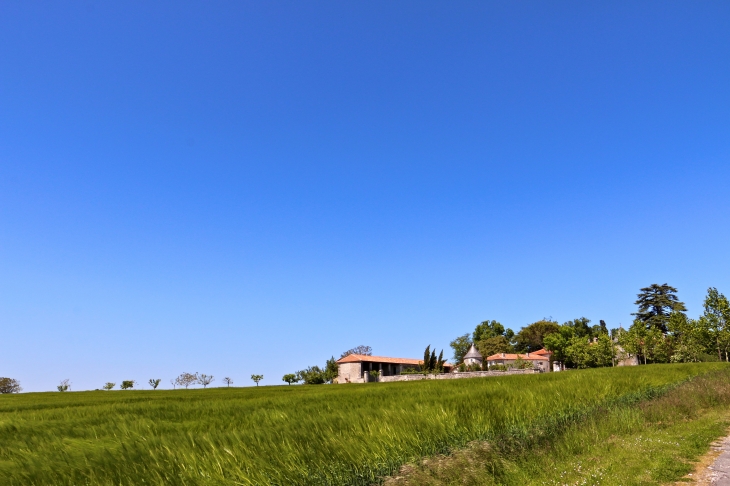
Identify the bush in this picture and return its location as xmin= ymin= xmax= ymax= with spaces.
xmin=490 ymin=364 xmax=508 ymax=371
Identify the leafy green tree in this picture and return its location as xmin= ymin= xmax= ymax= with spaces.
xmin=102 ymin=382 xmax=115 ymax=390
xmin=565 ymin=337 xmax=592 ymax=368
xmin=250 ymin=374 xmax=263 ymax=386
xmin=476 ymin=335 xmax=511 ymax=358
xmin=0 ymin=377 xmax=21 ymax=394
xmin=297 ymin=366 xmax=325 ymax=384
xmin=514 ymin=320 xmax=559 ymax=352
xmin=621 ymin=319 xmax=649 ymax=364
xmin=120 ymin=380 xmax=135 ymax=390
xmin=282 ymin=374 xmax=299 ymax=385
xmin=564 ymin=317 xmax=591 ymax=339
xmin=323 ymin=357 xmax=339 ymax=384
xmin=449 ymin=333 xmax=471 ymax=365
xmin=703 ymin=287 xmax=730 ymax=361
xmin=148 ymin=379 xmax=161 ymax=390
xmin=543 ymin=328 xmax=571 ymax=370
xmin=591 ymin=334 xmax=615 ymax=367
xmin=633 ymin=283 xmax=687 ymax=333
xmin=473 ymin=320 xmax=505 ymax=342
xmin=505 ymin=328 xmax=515 ymax=342
xmin=669 ymin=312 xmax=710 ymax=362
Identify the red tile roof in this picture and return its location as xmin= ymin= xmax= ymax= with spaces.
xmin=486 ymin=351 xmax=551 ymax=361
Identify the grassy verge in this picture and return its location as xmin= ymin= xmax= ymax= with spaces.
xmin=0 ymin=364 xmax=725 ymax=485
xmin=384 ymin=367 xmax=730 ymax=485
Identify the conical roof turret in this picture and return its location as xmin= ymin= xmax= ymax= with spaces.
xmin=464 ymin=344 xmax=483 ymax=360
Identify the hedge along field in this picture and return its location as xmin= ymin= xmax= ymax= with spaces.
xmin=0 ymin=364 xmax=726 ymax=485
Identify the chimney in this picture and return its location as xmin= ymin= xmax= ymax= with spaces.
xmin=526 ymin=352 xmax=530 ymax=357
xmin=501 ymin=353 xmax=505 ymax=358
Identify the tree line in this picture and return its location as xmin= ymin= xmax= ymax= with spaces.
xmin=449 ymin=284 xmax=730 ymax=370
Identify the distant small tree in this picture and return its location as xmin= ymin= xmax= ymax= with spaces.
xmin=102 ymin=382 xmax=115 ymax=391
xmin=0 ymin=377 xmax=21 ymax=394
xmin=170 ymin=379 xmax=176 ymax=390
xmin=198 ymin=374 xmax=214 ymax=388
xmin=120 ymin=380 xmax=135 ymax=390
xmin=282 ymin=373 xmax=299 ymax=385
xmin=340 ymin=345 xmax=372 ymax=358
xmin=223 ymin=377 xmax=233 ymax=387
xmin=251 ymin=374 xmax=263 ymax=386
xmin=148 ymin=379 xmax=161 ymax=390
xmin=57 ymin=379 xmax=71 ymax=392
xmin=175 ymin=372 xmax=198 ymax=389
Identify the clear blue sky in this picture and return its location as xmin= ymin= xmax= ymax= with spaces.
xmin=2 ymin=2 xmax=729 ymax=392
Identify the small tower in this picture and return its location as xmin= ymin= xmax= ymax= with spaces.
xmin=463 ymin=344 xmax=483 ymax=366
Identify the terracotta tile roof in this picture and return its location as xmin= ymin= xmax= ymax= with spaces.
xmin=486 ymin=352 xmax=550 ymax=361
xmin=532 ymin=348 xmax=552 ymax=356
xmin=336 ymin=354 xmax=453 ymax=368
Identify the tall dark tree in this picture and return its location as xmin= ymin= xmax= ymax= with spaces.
xmin=633 ymin=283 xmax=687 ymax=333
xmin=423 ymin=345 xmax=432 ymax=371
xmin=421 ymin=345 xmax=443 ymax=373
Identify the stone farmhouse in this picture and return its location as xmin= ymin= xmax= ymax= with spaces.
xmin=336 ymin=354 xmax=454 ymax=383
xmin=485 ymin=348 xmax=552 ymax=372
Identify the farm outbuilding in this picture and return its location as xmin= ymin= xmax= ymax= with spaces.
xmin=336 ymin=354 xmax=454 ymax=383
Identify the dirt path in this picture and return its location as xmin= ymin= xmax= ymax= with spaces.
xmin=682 ymin=435 xmax=730 ymax=485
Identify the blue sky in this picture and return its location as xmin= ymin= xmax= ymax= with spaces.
xmin=1 ymin=2 xmax=729 ymax=392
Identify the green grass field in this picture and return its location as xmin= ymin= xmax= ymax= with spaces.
xmin=0 ymin=363 xmax=726 ymax=485
xmin=385 ymin=366 xmax=730 ymax=485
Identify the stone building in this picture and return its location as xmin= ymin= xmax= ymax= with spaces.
xmin=463 ymin=344 xmax=483 ymax=366
xmin=485 ymin=349 xmax=551 ymax=372
xmin=336 ymin=354 xmax=454 ymax=383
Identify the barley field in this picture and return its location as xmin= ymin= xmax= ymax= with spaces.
xmin=0 ymin=363 xmax=725 ymax=485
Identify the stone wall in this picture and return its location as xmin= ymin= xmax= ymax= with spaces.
xmin=378 ymin=369 xmax=538 ymax=383
xmin=337 ymin=362 xmax=364 ymax=383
